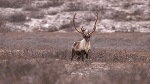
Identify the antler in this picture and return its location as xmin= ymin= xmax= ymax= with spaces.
xmin=89 ymin=12 xmax=98 ymax=35
xmin=73 ymin=13 xmax=84 ymax=34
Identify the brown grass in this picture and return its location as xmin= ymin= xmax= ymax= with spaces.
xmin=0 ymin=32 xmax=150 ymax=84
xmin=0 ymin=48 xmax=150 ymax=84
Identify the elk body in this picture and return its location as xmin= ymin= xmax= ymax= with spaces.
xmin=71 ymin=13 xmax=98 ymax=61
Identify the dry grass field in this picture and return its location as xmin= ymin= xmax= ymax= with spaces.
xmin=0 ymin=32 xmax=150 ymax=84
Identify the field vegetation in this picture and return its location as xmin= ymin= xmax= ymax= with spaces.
xmin=0 ymin=0 xmax=150 ymax=84
xmin=0 ymin=0 xmax=150 ymax=32
xmin=0 ymin=32 xmax=149 ymax=84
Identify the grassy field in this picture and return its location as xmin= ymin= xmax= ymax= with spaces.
xmin=0 ymin=32 xmax=150 ymax=84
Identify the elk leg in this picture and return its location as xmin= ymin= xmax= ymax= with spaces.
xmin=81 ymin=50 xmax=84 ymax=61
xmin=86 ymin=50 xmax=90 ymax=59
xmin=86 ymin=53 xmax=88 ymax=59
xmin=71 ymin=49 xmax=75 ymax=61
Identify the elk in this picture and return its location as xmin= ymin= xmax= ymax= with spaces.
xmin=71 ymin=12 xmax=98 ymax=61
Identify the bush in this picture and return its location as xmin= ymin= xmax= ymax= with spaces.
xmin=83 ymin=13 xmax=97 ymax=22
xmin=48 ymin=10 xmax=58 ymax=15
xmin=0 ymin=15 xmax=4 ymax=28
xmin=9 ymin=12 xmax=26 ymax=22
xmin=89 ymin=4 xmax=106 ymax=12
xmin=0 ymin=25 xmax=11 ymax=33
xmin=64 ymin=1 xmax=87 ymax=11
xmin=39 ymin=0 xmax=64 ymax=8
xmin=29 ymin=11 xmax=45 ymax=19
xmin=0 ymin=0 xmax=26 ymax=8
xmin=60 ymin=21 xmax=72 ymax=30
xmin=0 ymin=14 xmax=11 ymax=32
xmin=105 ymin=10 xmax=128 ymax=21
xmin=22 ymin=4 xmax=40 ymax=11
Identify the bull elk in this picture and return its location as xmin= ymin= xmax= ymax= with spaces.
xmin=71 ymin=12 xmax=98 ymax=61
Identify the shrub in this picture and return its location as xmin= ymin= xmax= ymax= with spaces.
xmin=0 ymin=15 xmax=4 ymax=28
xmin=9 ymin=12 xmax=26 ymax=22
xmin=0 ymin=25 xmax=11 ymax=33
xmin=39 ymin=0 xmax=64 ymax=8
xmin=132 ymin=9 xmax=143 ymax=16
xmin=0 ymin=14 xmax=11 ymax=32
xmin=105 ymin=10 xmax=128 ymax=21
xmin=89 ymin=4 xmax=106 ymax=12
xmin=47 ymin=25 xmax=58 ymax=32
xmin=64 ymin=1 xmax=87 ymax=11
xmin=129 ymin=8 xmax=144 ymax=21
xmin=60 ymin=21 xmax=72 ymax=30
xmin=29 ymin=11 xmax=45 ymax=19
xmin=48 ymin=10 xmax=58 ymax=15
xmin=121 ymin=2 xmax=133 ymax=9
xmin=83 ymin=13 xmax=97 ymax=22
xmin=22 ymin=4 xmax=40 ymax=11
xmin=0 ymin=0 xmax=26 ymax=8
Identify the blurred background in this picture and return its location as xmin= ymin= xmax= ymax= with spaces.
xmin=0 ymin=0 xmax=150 ymax=33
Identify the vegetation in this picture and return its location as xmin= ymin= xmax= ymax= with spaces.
xmin=0 ymin=14 xmax=11 ymax=32
xmin=9 ymin=12 xmax=26 ymax=22
xmin=22 ymin=5 xmax=40 ymax=11
xmin=0 ymin=0 xmax=26 ymax=8
xmin=39 ymin=0 xmax=64 ymax=8
xmin=0 ymin=48 xmax=149 ymax=84
xmin=48 ymin=10 xmax=58 ymax=15
xmin=64 ymin=1 xmax=87 ymax=11
xmin=29 ymin=11 xmax=45 ymax=19
xmin=0 ymin=33 xmax=149 ymax=84
xmin=0 ymin=0 xmax=150 ymax=83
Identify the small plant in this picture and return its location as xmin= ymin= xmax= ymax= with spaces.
xmin=9 ymin=12 xmax=26 ymax=22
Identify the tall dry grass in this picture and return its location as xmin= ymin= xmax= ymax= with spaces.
xmin=0 ymin=48 xmax=150 ymax=84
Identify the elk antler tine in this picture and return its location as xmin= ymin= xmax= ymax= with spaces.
xmin=73 ymin=13 xmax=83 ymax=34
xmin=89 ymin=12 xmax=98 ymax=35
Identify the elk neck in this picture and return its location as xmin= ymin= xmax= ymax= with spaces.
xmin=80 ymin=38 xmax=91 ymax=52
